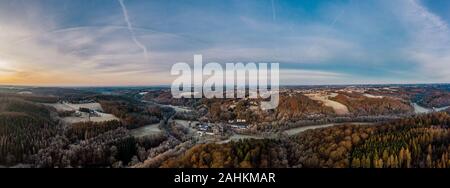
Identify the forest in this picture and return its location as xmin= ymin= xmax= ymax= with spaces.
xmin=0 ymin=95 xmax=168 ymax=168
xmin=142 ymin=90 xmax=199 ymax=107
xmin=350 ymin=113 xmax=450 ymax=168
xmin=331 ymin=93 xmax=413 ymax=116
xmin=3 ymin=86 xmax=450 ymax=168
xmin=0 ymin=97 xmax=58 ymax=165
xmin=161 ymin=139 xmax=289 ymax=168
xmin=276 ymin=94 xmax=335 ymax=120
xmin=162 ymin=113 xmax=450 ymax=168
xmin=187 ymin=94 xmax=336 ymax=124
xmin=420 ymin=92 xmax=450 ymax=108
xmin=94 ymin=95 xmax=166 ymax=129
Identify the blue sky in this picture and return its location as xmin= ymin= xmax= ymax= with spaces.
xmin=0 ymin=0 xmax=449 ymax=86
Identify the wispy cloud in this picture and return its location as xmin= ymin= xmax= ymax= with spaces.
xmin=118 ymin=0 xmax=149 ymax=60
xmin=271 ymin=0 xmax=276 ymax=21
xmin=0 ymin=68 xmax=16 ymax=73
xmin=279 ymin=69 xmax=348 ymax=85
xmin=397 ymin=0 xmax=450 ymax=80
xmin=0 ymin=0 xmax=449 ymax=86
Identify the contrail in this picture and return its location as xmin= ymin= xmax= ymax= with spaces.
xmin=304 ymin=0 xmax=350 ymax=61
xmin=330 ymin=9 xmax=345 ymax=26
xmin=63 ymin=0 xmax=69 ymax=11
xmin=118 ymin=0 xmax=149 ymax=60
xmin=331 ymin=0 xmax=351 ymax=26
xmin=271 ymin=0 xmax=276 ymax=21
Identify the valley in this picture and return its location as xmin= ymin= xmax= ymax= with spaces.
xmin=1 ymin=84 xmax=450 ymax=168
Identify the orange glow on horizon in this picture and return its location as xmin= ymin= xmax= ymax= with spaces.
xmin=0 ymin=70 xmax=174 ymax=86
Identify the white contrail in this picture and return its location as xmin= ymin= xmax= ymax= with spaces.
xmin=271 ymin=0 xmax=276 ymax=21
xmin=63 ymin=0 xmax=69 ymax=11
xmin=118 ymin=0 xmax=149 ymax=60
xmin=331 ymin=9 xmax=345 ymax=26
xmin=304 ymin=0 xmax=349 ymax=61
xmin=331 ymin=0 xmax=351 ymax=26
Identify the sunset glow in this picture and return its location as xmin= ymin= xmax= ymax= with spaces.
xmin=0 ymin=0 xmax=449 ymax=86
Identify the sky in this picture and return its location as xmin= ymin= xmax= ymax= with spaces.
xmin=0 ymin=0 xmax=449 ymax=86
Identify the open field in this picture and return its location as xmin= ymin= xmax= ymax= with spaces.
xmin=130 ymin=123 xmax=163 ymax=137
xmin=60 ymin=112 xmax=119 ymax=124
xmin=44 ymin=102 xmax=118 ymax=123
xmin=363 ymin=93 xmax=384 ymax=99
xmin=305 ymin=93 xmax=349 ymax=115
xmin=45 ymin=102 xmax=103 ymax=112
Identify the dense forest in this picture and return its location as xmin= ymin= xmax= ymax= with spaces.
xmin=162 ymin=113 xmax=450 ymax=168
xmin=161 ymin=139 xmax=289 ymax=168
xmin=0 ymin=97 xmax=59 ymax=165
xmin=0 ymin=96 xmax=169 ymax=167
xmin=350 ymin=114 xmax=450 ymax=168
xmin=167 ymin=92 xmax=413 ymax=126
xmin=2 ymin=86 xmax=450 ymax=168
xmin=142 ymin=90 xmax=199 ymax=107
xmin=66 ymin=120 xmax=123 ymax=141
xmin=33 ymin=127 xmax=137 ymax=168
xmin=0 ymin=93 xmax=59 ymax=103
xmin=192 ymin=94 xmax=335 ymax=123
xmin=331 ymin=93 xmax=413 ymax=116
xmin=95 ymin=95 xmax=167 ymax=129
xmin=276 ymin=94 xmax=335 ymax=120
xmin=419 ymin=92 xmax=450 ymax=108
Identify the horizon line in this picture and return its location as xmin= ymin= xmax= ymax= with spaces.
xmin=1 ymin=82 xmax=450 ymax=89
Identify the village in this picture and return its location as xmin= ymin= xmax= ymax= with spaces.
xmin=186 ymin=118 xmax=249 ymax=138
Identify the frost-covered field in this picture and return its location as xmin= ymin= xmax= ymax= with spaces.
xmin=44 ymin=102 xmax=118 ymax=123
xmin=306 ymin=93 xmax=349 ymax=115
xmin=61 ymin=112 xmax=119 ymax=124
xmin=46 ymin=102 xmax=103 ymax=112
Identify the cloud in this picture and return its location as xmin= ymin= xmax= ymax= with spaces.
xmin=279 ymin=69 xmax=348 ymax=85
xmin=0 ymin=0 xmax=449 ymax=86
xmin=271 ymin=0 xmax=276 ymax=21
xmin=396 ymin=0 xmax=450 ymax=81
xmin=118 ymin=0 xmax=149 ymax=60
